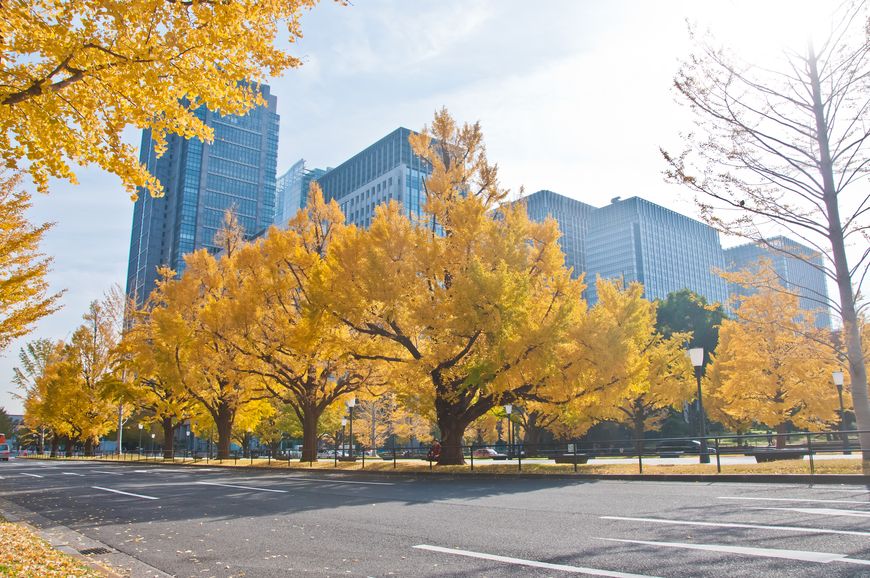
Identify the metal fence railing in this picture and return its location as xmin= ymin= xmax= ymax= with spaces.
xmin=18 ymin=429 xmax=867 ymax=478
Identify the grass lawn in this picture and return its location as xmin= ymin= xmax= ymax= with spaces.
xmin=0 ymin=517 xmax=101 ymax=578
xmin=24 ymin=454 xmax=864 ymax=475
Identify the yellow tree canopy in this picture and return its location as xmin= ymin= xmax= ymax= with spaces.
xmin=705 ymin=284 xmax=839 ymax=431
xmin=225 ymin=186 xmax=384 ymax=461
xmin=117 ymin=289 xmax=197 ymax=440
xmin=0 ymin=172 xmax=62 ymax=350
xmin=325 ymin=109 xmax=584 ymax=464
xmin=155 ymin=215 xmax=265 ymax=459
xmin=1 ymin=0 xmax=320 ymax=197
xmin=561 ymin=279 xmax=694 ymax=439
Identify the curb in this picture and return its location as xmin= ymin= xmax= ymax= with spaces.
xmin=24 ymin=456 xmax=870 ymax=485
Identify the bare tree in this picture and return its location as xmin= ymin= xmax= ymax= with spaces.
xmin=662 ymin=2 xmax=870 ymax=470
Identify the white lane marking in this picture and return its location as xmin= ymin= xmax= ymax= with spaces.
xmin=21 ymin=473 xmax=43 ymax=478
xmin=752 ymin=507 xmax=870 ymax=518
xmin=600 ymin=538 xmax=870 ymax=565
xmin=719 ymin=496 xmax=869 ymax=506
xmin=196 ymin=481 xmax=287 ymax=493
xmin=62 ymin=472 xmax=84 ymax=476
xmin=285 ymin=476 xmax=394 ymax=486
xmin=92 ymin=470 xmax=123 ymax=476
xmin=413 ymin=544 xmax=659 ymax=577
xmin=601 ymin=516 xmax=870 ymax=538
xmin=92 ymin=486 xmax=158 ymax=500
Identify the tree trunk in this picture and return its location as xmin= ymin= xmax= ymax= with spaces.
xmin=83 ymin=437 xmax=95 ymax=456
xmin=214 ymin=404 xmax=234 ymax=460
xmin=775 ymin=423 xmax=788 ymax=449
xmin=437 ymin=416 xmax=468 ymax=465
xmin=49 ymin=432 xmax=59 ymax=458
xmin=300 ymin=407 xmax=320 ymax=463
xmin=524 ymin=412 xmax=547 ymax=457
xmin=633 ymin=418 xmax=645 ymax=458
xmin=64 ymin=436 xmax=74 ymax=457
xmin=162 ymin=417 xmax=176 ymax=460
xmin=808 ymin=45 xmax=870 ymax=473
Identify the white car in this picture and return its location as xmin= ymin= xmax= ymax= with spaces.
xmin=0 ymin=442 xmax=10 ymax=461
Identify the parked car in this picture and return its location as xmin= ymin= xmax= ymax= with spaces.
xmin=472 ymin=447 xmax=507 ymax=460
xmin=656 ymin=440 xmax=716 ymax=456
xmin=0 ymin=434 xmax=10 ymax=461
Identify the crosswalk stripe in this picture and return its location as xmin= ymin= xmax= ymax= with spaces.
xmin=599 ymin=538 xmax=869 ymax=565
xmin=600 ymin=516 xmax=870 ymax=537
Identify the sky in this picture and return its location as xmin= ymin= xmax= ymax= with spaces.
xmin=0 ymin=0 xmax=831 ymax=414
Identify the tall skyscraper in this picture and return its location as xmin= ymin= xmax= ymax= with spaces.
xmin=724 ymin=236 xmax=831 ymax=328
xmin=126 ymin=86 xmax=279 ymax=306
xmin=521 ymin=190 xmax=596 ymax=279
xmin=315 ymin=127 xmax=431 ymax=228
xmin=585 ymin=197 xmax=728 ymax=304
xmin=274 ymin=159 xmax=328 ymax=228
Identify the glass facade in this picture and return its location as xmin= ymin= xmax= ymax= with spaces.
xmin=274 ymin=159 xmax=328 ymax=228
xmin=724 ymin=236 xmax=831 ymax=328
xmin=315 ymin=128 xmax=431 ymax=228
xmin=126 ymin=85 xmax=279 ymax=306
xmin=522 ymin=190 xmax=596 ymax=279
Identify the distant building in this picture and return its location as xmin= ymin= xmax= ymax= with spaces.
xmin=724 ymin=236 xmax=831 ymax=328
xmin=314 ymin=127 xmax=431 ymax=228
xmin=520 ymin=189 xmax=596 ymax=282
xmin=275 ymin=159 xmax=328 ymax=228
xmin=126 ymin=86 xmax=279 ymax=306
xmin=584 ymin=197 xmax=729 ymax=305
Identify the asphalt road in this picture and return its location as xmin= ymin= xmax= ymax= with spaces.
xmin=0 ymin=459 xmax=868 ymax=577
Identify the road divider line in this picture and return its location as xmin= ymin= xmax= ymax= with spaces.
xmin=92 ymin=471 xmax=123 ymax=476
xmin=196 ymin=481 xmax=287 ymax=493
xmin=599 ymin=537 xmax=868 ymax=565
xmin=719 ymin=496 xmax=869 ymax=505
xmin=751 ymin=506 xmax=870 ymax=518
xmin=62 ymin=472 xmax=84 ymax=476
xmin=92 ymin=486 xmax=158 ymax=500
xmin=413 ymin=544 xmax=659 ymax=577
xmin=20 ymin=473 xmax=43 ymax=478
xmin=600 ymin=516 xmax=870 ymax=537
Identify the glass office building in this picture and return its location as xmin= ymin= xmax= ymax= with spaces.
xmin=521 ymin=190 xmax=596 ymax=280
xmin=724 ymin=236 xmax=831 ymax=328
xmin=315 ymin=128 xmax=431 ymax=228
xmin=584 ymin=197 xmax=729 ymax=305
xmin=275 ymin=159 xmax=328 ymax=228
xmin=126 ymin=86 xmax=279 ymax=307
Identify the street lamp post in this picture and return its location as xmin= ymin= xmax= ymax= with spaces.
xmin=504 ymin=404 xmax=513 ymax=460
xmin=346 ymin=398 xmax=356 ymax=460
xmin=338 ymin=417 xmax=347 ymax=466
xmin=150 ymin=433 xmax=156 ymax=457
xmin=688 ymin=347 xmax=710 ymax=464
xmin=185 ymin=430 xmax=190 ymax=460
xmin=832 ymin=371 xmax=850 ymax=454
xmin=138 ymin=423 xmax=143 ymax=457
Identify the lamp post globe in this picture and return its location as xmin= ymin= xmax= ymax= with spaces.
xmin=688 ymin=347 xmax=710 ymax=464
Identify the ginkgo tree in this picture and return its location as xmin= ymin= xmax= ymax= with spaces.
xmin=224 ymin=188 xmax=384 ymax=462
xmin=705 ymin=281 xmax=840 ymax=446
xmin=118 ymin=288 xmax=198 ymax=459
xmin=325 ymin=109 xmax=585 ymax=465
xmin=560 ymin=279 xmax=694 ymax=451
xmin=1 ymin=0 xmax=323 ymax=197
xmin=156 ymin=215 xmax=267 ymax=459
